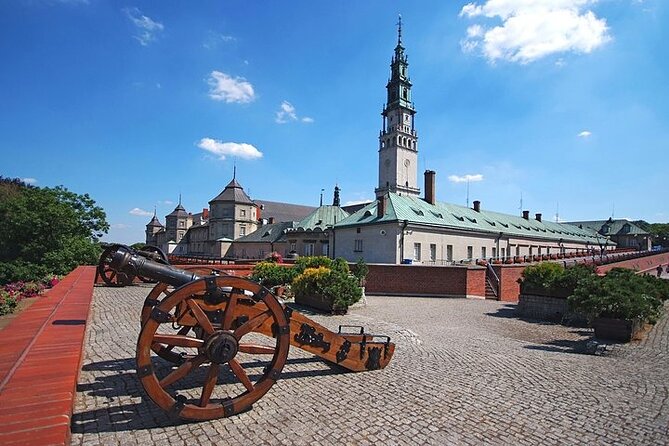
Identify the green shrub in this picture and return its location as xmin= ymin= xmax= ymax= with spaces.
xmin=250 ymin=261 xmax=296 ymax=288
xmin=520 ymin=262 xmax=596 ymax=297
xmin=0 ymin=290 xmax=18 ymax=316
xmin=294 ymin=256 xmax=334 ymax=274
xmin=292 ymin=266 xmax=362 ymax=312
xmin=568 ymin=268 xmax=664 ymax=322
xmin=351 ymin=258 xmax=369 ymax=283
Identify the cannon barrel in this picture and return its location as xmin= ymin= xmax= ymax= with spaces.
xmin=110 ymin=246 xmax=200 ymax=287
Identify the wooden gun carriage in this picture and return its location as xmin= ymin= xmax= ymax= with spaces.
xmin=100 ymin=245 xmax=395 ymax=421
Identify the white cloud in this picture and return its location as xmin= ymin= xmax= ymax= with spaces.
xmin=448 ymin=174 xmax=484 ymax=183
xmin=129 ymin=207 xmax=153 ymax=217
xmin=203 ymin=31 xmax=236 ymax=49
xmin=197 ymin=138 xmax=263 ymax=161
xmin=459 ymin=0 xmax=611 ymax=64
xmin=123 ymin=7 xmax=164 ymax=46
xmin=275 ymin=101 xmax=314 ymax=124
xmin=21 ymin=177 xmax=38 ymax=185
xmin=111 ymin=223 xmax=131 ymax=229
xmin=159 ymin=200 xmax=174 ymax=205
xmin=207 ymin=71 xmax=255 ymax=103
xmin=578 ymin=130 xmax=592 ymax=138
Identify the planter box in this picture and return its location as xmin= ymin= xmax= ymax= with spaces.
xmin=294 ymin=294 xmax=346 ymax=314
xmin=592 ymin=317 xmax=643 ymax=342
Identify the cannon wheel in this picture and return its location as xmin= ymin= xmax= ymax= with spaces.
xmin=98 ymin=244 xmax=135 ymax=287
xmin=141 ymin=266 xmax=230 ymax=365
xmin=137 ymin=246 xmax=170 ymax=283
xmin=136 ymin=276 xmax=290 ymax=421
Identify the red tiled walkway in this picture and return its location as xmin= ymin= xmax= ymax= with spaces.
xmin=0 ymin=266 xmax=96 ymax=446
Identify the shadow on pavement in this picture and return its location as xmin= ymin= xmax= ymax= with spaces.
xmin=72 ymin=355 xmax=346 ymax=432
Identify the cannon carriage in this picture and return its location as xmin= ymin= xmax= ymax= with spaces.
xmin=101 ymin=245 xmax=395 ymax=421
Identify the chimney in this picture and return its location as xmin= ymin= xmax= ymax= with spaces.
xmin=377 ymin=195 xmax=387 ymax=218
xmin=268 ymin=217 xmax=275 ymax=224
xmin=535 ymin=213 xmax=542 ymax=222
xmin=522 ymin=210 xmax=529 ymax=220
xmin=473 ymin=200 xmax=481 ymax=212
xmin=424 ymin=170 xmax=436 ymax=205
xmin=202 ymin=208 xmax=209 ymax=220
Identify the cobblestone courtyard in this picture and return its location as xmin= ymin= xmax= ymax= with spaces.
xmin=71 ymin=285 xmax=669 ymax=445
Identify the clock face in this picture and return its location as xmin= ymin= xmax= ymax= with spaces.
xmin=404 ymin=114 xmax=410 ymax=122
xmin=404 ymin=159 xmax=410 ymax=167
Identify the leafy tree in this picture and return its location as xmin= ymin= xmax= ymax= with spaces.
xmin=0 ymin=178 xmax=109 ymax=283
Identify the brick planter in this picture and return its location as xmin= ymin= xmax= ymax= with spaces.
xmin=593 ymin=317 xmax=643 ymax=342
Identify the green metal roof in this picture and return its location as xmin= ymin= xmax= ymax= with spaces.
xmin=234 ymin=221 xmax=295 ymax=244
xmin=567 ymin=219 xmax=648 ymax=236
xmin=335 ymin=193 xmax=613 ymax=245
xmin=291 ymin=205 xmax=349 ymax=232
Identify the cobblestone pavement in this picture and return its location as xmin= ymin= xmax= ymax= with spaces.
xmin=71 ymin=286 xmax=669 ymax=445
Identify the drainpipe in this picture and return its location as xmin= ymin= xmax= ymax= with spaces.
xmin=400 ymin=219 xmax=409 ymax=263
xmin=496 ymin=232 xmax=503 ymax=259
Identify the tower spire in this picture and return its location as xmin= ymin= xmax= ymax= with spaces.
xmin=233 ymin=160 xmax=237 ymax=180
xmin=397 ymin=14 xmax=402 ymax=45
xmin=178 ymin=193 xmax=182 ymax=206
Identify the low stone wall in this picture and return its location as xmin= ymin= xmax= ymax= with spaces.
xmin=516 ymin=293 xmax=586 ymax=324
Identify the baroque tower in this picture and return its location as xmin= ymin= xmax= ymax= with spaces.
xmin=375 ymin=16 xmax=420 ymax=199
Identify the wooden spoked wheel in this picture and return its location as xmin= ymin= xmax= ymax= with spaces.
xmin=98 ymin=244 xmax=135 ymax=287
xmin=140 ymin=267 xmax=230 ymax=365
xmin=136 ymin=276 xmax=290 ymax=421
xmin=137 ymin=246 xmax=170 ymax=283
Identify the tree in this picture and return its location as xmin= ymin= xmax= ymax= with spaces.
xmin=0 ymin=178 xmax=109 ymax=283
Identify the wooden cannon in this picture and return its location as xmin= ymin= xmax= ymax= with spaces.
xmin=103 ymin=245 xmax=395 ymax=421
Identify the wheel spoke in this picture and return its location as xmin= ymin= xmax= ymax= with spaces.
xmin=239 ymin=344 xmax=276 ymax=355
xmin=159 ymin=355 xmax=207 ymax=388
xmin=233 ymin=310 xmax=271 ymax=340
xmin=229 ymin=359 xmax=253 ymax=392
xmin=187 ymin=299 xmax=215 ymax=334
xmin=222 ymin=291 xmax=239 ymax=330
xmin=153 ymin=334 xmax=204 ymax=348
xmin=199 ymin=363 xmax=220 ymax=407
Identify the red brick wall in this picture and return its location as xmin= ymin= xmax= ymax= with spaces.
xmin=597 ymin=252 xmax=669 ymax=275
xmin=365 ymin=264 xmax=486 ymax=298
xmin=493 ymin=264 xmax=525 ymax=303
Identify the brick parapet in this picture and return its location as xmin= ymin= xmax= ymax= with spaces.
xmin=365 ymin=264 xmax=485 ymax=298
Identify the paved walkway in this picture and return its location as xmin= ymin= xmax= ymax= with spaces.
xmin=71 ymin=286 xmax=669 ymax=445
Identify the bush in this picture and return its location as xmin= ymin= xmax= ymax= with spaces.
xmin=351 ymin=258 xmax=369 ymax=283
xmin=0 ymin=290 xmax=18 ymax=316
xmin=250 ymin=261 xmax=296 ymax=289
xmin=568 ymin=268 xmax=664 ymax=322
xmin=294 ymin=256 xmax=335 ymax=274
xmin=293 ymin=266 xmax=362 ymax=312
xmin=520 ymin=262 xmax=595 ymax=297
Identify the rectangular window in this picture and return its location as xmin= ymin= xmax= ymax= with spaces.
xmin=240 ymin=209 xmax=246 ymax=217
xmin=501 ymin=248 xmax=506 ymax=258
xmin=305 ymin=243 xmax=315 ymax=256
xmin=481 ymin=247 xmax=486 ymax=259
xmin=529 ymin=246 xmax=533 ymax=256
xmin=515 ymin=246 xmax=520 ymax=256
xmin=413 ymin=243 xmax=421 ymax=261
xmin=290 ymin=242 xmax=296 ymax=252
xmin=429 ymin=244 xmax=436 ymax=262
xmin=492 ymin=247 xmax=497 ymax=258
xmin=240 ymin=226 xmax=246 ymax=237
xmin=322 ymin=243 xmax=329 ymax=256
xmin=538 ymin=246 xmax=542 ymax=255
xmin=354 ymin=239 xmax=363 ymax=252
xmin=447 ymin=245 xmax=453 ymax=261
xmin=467 ymin=246 xmax=473 ymax=260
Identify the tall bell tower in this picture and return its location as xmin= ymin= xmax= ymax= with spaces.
xmin=375 ymin=16 xmax=420 ymax=199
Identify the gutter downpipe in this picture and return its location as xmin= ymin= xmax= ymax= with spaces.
xmin=400 ymin=219 xmax=409 ymax=264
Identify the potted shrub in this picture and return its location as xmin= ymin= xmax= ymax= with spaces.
xmin=292 ymin=258 xmax=363 ymax=314
xmin=249 ymin=261 xmax=296 ymax=294
xmin=568 ymin=268 xmax=666 ymax=342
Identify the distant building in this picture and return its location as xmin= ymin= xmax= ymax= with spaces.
xmin=567 ymin=218 xmax=651 ymax=251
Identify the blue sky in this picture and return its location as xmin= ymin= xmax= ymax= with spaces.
xmin=1 ymin=0 xmax=667 ymax=245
